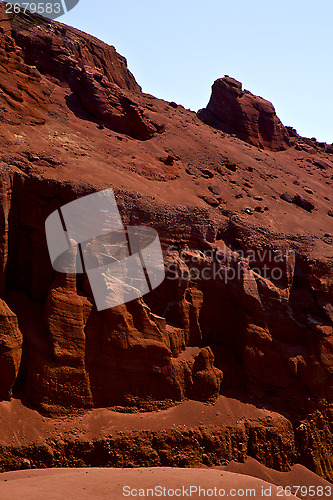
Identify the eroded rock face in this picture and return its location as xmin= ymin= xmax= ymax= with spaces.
xmin=0 ymin=300 xmax=22 ymax=400
xmin=190 ymin=347 xmax=223 ymax=401
xmin=79 ymin=66 xmax=161 ymax=140
xmin=0 ymin=5 xmax=161 ymax=140
xmin=1 ymin=7 xmax=140 ymax=92
xmin=24 ymin=268 xmax=222 ymax=411
xmin=198 ymin=76 xmax=290 ymax=151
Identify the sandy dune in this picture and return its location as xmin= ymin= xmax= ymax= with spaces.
xmin=222 ymin=458 xmax=332 ymax=499
xmin=0 ymin=467 xmax=301 ymax=499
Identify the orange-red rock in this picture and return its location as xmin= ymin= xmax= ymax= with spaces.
xmin=198 ymin=76 xmax=290 ymax=151
xmin=0 ymin=3 xmax=332 ymax=480
xmin=0 ymin=300 xmax=22 ymax=400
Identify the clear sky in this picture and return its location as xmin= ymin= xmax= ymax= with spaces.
xmin=60 ymin=0 xmax=333 ymax=143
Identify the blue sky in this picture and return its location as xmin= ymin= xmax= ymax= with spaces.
xmin=60 ymin=0 xmax=333 ymax=143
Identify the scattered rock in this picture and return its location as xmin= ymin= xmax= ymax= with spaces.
xmin=198 ymin=194 xmax=220 ymax=206
xmin=280 ymin=193 xmax=294 ymax=203
xmin=186 ymin=165 xmax=199 ymax=176
xmin=224 ymin=161 xmax=237 ymax=172
xmin=200 ymin=169 xmax=214 ymax=179
xmin=160 ymin=155 xmax=175 ymax=166
xmin=313 ymin=160 xmax=330 ymax=170
xmin=208 ymin=184 xmax=220 ymax=195
xmin=293 ymin=194 xmax=315 ymax=213
xmin=286 ymin=126 xmax=298 ymax=137
xmin=295 ymin=143 xmax=316 ymax=154
xmin=21 ymin=458 xmax=31 ymax=469
xmin=281 ymin=193 xmax=315 ymax=212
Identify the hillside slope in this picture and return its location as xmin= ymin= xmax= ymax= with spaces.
xmin=0 ymin=4 xmax=332 ymax=480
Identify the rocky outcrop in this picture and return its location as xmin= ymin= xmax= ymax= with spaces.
xmin=78 ymin=66 xmax=161 ymax=140
xmin=296 ymin=409 xmax=333 ymax=480
xmin=0 ymin=300 xmax=22 ymax=400
xmin=0 ymin=5 xmax=161 ymax=140
xmin=189 ymin=347 xmax=223 ymax=401
xmin=198 ymin=76 xmax=290 ymax=151
xmin=25 ymin=267 xmax=222 ymax=411
xmin=0 ymin=7 xmax=140 ymax=92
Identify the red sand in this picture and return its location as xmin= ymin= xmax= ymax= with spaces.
xmin=0 ymin=467 xmax=302 ymax=499
xmin=222 ymin=458 xmax=332 ymax=499
xmin=0 ymin=396 xmax=288 ymax=446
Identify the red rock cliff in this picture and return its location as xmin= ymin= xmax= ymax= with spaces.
xmin=198 ymin=76 xmax=290 ymax=151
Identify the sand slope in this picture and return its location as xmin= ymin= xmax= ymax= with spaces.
xmin=0 ymin=467 xmax=301 ymax=499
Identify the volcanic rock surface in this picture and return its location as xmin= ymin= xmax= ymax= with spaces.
xmin=198 ymin=76 xmax=290 ymax=151
xmin=0 ymin=3 xmax=332 ymax=482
